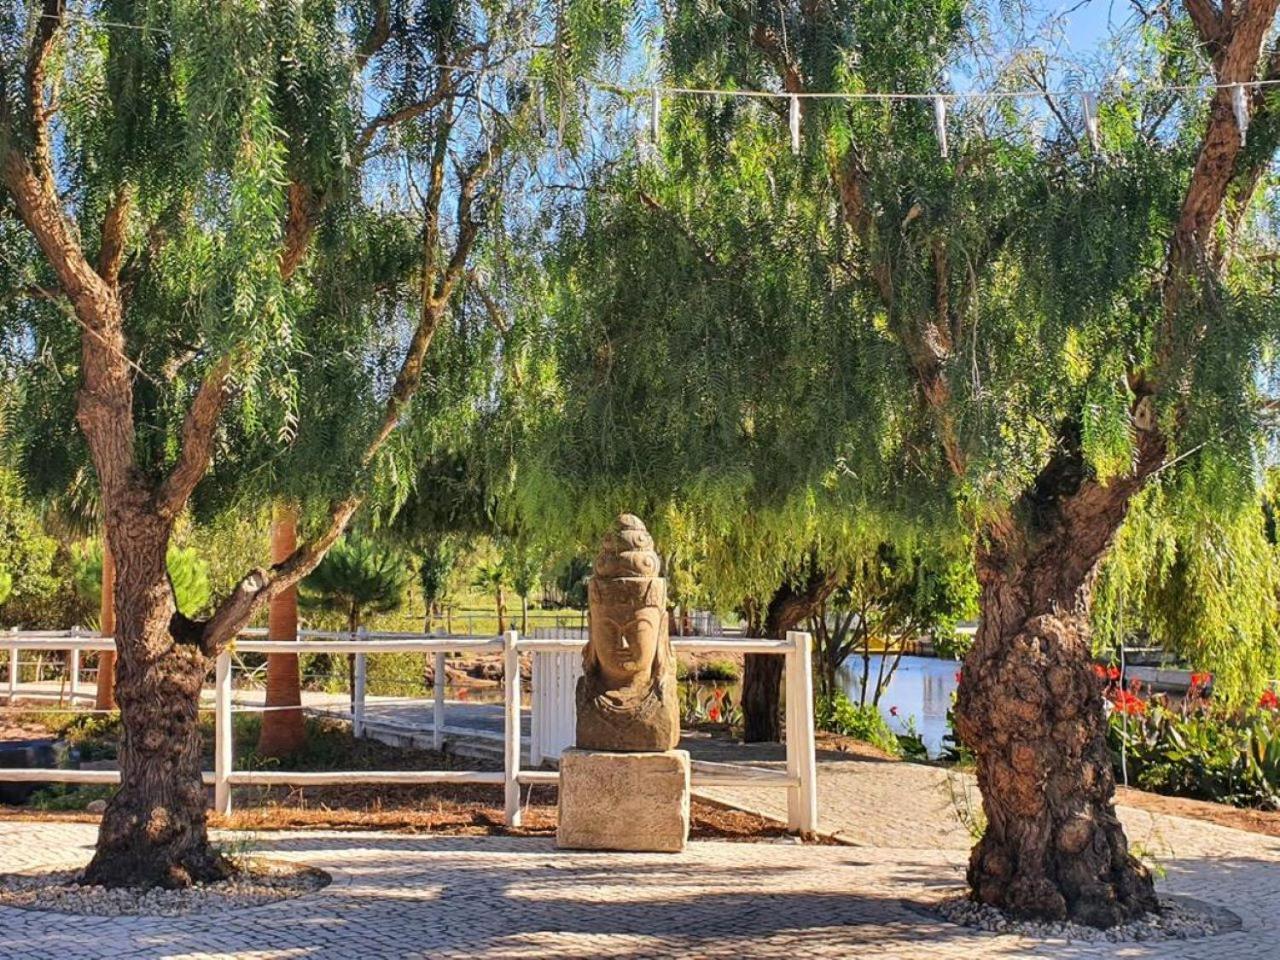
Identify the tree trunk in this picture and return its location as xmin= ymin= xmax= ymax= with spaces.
xmin=83 ymin=519 xmax=228 ymax=888
xmin=742 ymin=565 xmax=840 ymax=742
xmin=955 ymin=426 xmax=1160 ymax=927
xmin=94 ymin=538 xmax=117 ymax=710
xmin=257 ymin=504 xmax=305 ymax=758
xmin=495 ymin=586 xmax=507 ymax=634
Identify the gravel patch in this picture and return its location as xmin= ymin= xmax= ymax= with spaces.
xmin=0 ymin=859 xmax=329 ymax=917
xmin=934 ymin=892 xmax=1240 ymax=942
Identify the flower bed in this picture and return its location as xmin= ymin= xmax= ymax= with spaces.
xmin=1105 ymin=671 xmax=1280 ymax=809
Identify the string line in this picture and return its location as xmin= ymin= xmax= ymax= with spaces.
xmin=41 ymin=11 xmax=1280 ymax=105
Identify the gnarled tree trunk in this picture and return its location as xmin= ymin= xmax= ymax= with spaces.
xmin=955 ymin=424 xmax=1161 ymax=927
xmin=82 ymin=517 xmax=228 ymax=888
xmin=742 ymin=565 xmax=840 ymax=742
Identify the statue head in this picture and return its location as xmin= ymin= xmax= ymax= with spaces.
xmin=585 ymin=514 xmax=669 ymax=692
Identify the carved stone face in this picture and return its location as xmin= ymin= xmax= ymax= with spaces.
xmin=590 ymin=603 xmax=665 ymax=690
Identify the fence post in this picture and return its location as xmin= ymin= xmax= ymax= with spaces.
xmin=504 ymin=629 xmax=522 ymax=826
xmin=432 ymin=650 xmax=446 ymax=751
xmin=785 ymin=630 xmax=818 ymax=835
xmin=8 ymin=627 xmax=18 ymax=702
xmin=214 ymin=649 xmax=232 ymax=816
xmin=353 ymin=628 xmax=368 ymax=738
xmin=69 ymin=626 xmax=82 ymax=700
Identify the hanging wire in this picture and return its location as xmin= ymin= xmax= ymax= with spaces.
xmin=44 ymin=10 xmax=1280 ymax=105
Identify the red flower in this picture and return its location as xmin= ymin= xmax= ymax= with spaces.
xmin=1128 ymin=678 xmax=1143 ymax=694
xmin=708 ymin=706 xmax=721 ymax=723
xmin=1109 ymin=689 xmax=1146 ymax=716
xmin=1260 ymin=689 xmax=1279 ymax=711
xmin=954 ymin=670 xmax=963 ymax=684
xmin=712 ymin=687 xmax=726 ymax=703
xmin=1191 ymin=672 xmax=1212 ymax=687
xmin=1093 ymin=664 xmax=1107 ymax=680
xmin=1108 ymin=665 xmax=1122 ymax=682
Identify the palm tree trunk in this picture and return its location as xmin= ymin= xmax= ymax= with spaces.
xmin=257 ymin=504 xmax=305 ymax=758
xmin=94 ymin=536 xmax=117 ymax=710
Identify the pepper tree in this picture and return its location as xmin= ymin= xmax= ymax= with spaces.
xmin=526 ymin=0 xmax=1280 ymax=928
xmin=0 ymin=0 xmax=629 ymax=887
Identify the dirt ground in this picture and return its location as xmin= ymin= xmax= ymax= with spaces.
xmin=5 ymin=708 xmax=1279 ymax=842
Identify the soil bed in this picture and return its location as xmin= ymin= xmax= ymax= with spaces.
xmin=0 ymin=859 xmax=329 ymax=917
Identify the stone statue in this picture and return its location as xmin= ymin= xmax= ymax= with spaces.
xmin=575 ymin=514 xmax=680 ymax=751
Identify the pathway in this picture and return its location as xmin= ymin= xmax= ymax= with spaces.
xmin=0 ymin=817 xmax=1276 ymax=959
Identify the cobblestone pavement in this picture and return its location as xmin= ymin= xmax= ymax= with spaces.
xmin=1 ymin=810 xmax=1277 ymax=960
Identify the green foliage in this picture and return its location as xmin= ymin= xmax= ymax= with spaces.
xmin=71 ymin=541 xmax=212 ymax=618
xmin=679 ymin=684 xmax=740 ymax=727
xmin=4 ymin=0 xmax=640 ymax=609
xmin=679 ymin=658 xmax=740 ymax=682
xmin=418 ymin=539 xmax=458 ymax=617
xmin=0 ymin=468 xmax=58 ymax=622
xmin=1094 ymin=475 xmax=1280 ymax=707
xmin=815 ymin=693 xmax=901 ymax=756
xmin=1109 ymin=701 xmax=1280 ymax=810
xmin=301 ymin=535 xmax=410 ymax=630
xmin=0 ymin=565 xmax=10 ymax=607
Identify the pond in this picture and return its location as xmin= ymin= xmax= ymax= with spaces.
xmin=838 ymin=655 xmax=961 ymax=758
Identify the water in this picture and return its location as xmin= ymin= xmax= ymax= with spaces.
xmin=838 ymin=655 xmax=961 ymax=757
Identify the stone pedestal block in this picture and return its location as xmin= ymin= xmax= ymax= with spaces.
xmin=556 ymin=748 xmax=690 ymax=853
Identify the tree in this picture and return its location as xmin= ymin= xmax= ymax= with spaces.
xmin=0 ymin=0 xmax=630 ymax=887
xmin=472 ymin=560 xmax=508 ymax=634
xmin=809 ymin=543 xmax=977 ymax=705
xmin=530 ymin=0 xmax=1280 ymax=926
xmin=301 ymin=535 xmax=410 ymax=709
xmin=257 ymin=504 xmax=304 ymax=758
xmin=418 ymin=539 xmax=457 ymax=633
xmin=0 ymin=467 xmax=58 ymax=622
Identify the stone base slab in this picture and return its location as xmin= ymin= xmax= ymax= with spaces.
xmin=556 ymin=748 xmax=690 ymax=853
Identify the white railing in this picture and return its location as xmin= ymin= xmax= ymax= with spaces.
xmin=0 ymin=628 xmax=819 ymax=834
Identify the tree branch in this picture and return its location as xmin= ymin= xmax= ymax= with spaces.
xmin=637 ymin=190 xmax=722 ymax=269
xmin=201 ymin=497 xmax=361 ymax=653
xmin=1185 ymin=0 xmax=1224 ymax=58
xmin=354 ymin=0 xmax=391 ymax=72
xmin=356 ymin=89 xmax=451 ymax=155
xmin=155 ymin=355 xmax=234 ymax=519
xmin=23 ymin=0 xmax=65 ymax=172
xmin=98 ymin=188 xmax=130 ymax=286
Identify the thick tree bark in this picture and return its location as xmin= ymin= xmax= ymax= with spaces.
xmin=955 ymin=424 xmax=1162 ymax=927
xmin=82 ymin=518 xmax=228 ymax=888
xmin=257 ymin=504 xmax=305 ymax=758
xmin=742 ymin=565 xmax=840 ymax=742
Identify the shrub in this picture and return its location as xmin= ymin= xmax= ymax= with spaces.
xmin=1108 ymin=694 xmax=1280 ymax=809
xmin=815 ymin=693 xmax=900 ymax=756
xmin=680 ymin=658 xmax=740 ymax=682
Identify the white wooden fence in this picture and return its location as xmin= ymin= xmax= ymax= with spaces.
xmin=0 ymin=628 xmax=819 ymax=834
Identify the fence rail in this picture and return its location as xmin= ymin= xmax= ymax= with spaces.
xmin=0 ymin=628 xmax=819 ymax=834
